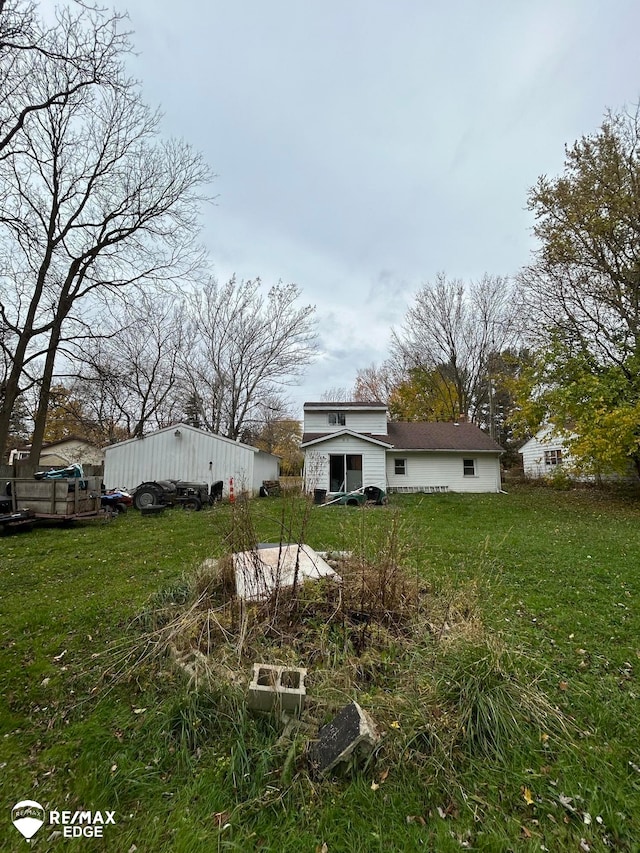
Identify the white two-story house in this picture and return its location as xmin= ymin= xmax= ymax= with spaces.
xmin=301 ymin=401 xmax=503 ymax=494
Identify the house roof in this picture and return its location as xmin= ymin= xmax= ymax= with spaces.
xmin=301 ymin=429 xmax=392 ymax=448
xmin=387 ymin=422 xmax=503 ymax=452
xmin=303 ymin=401 xmax=387 ymax=410
xmin=301 ymin=421 xmax=503 ymax=453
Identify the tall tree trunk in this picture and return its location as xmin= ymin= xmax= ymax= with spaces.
xmin=28 ymin=322 xmax=62 ymax=464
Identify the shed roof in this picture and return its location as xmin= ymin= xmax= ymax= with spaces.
xmin=103 ymin=423 xmax=258 ymax=453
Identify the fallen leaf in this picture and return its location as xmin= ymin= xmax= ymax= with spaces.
xmin=315 ymin=844 xmax=328 ymax=853
xmin=437 ymin=806 xmax=447 ymax=819
xmin=583 ymin=812 xmax=592 ymax=825
xmin=127 ymin=846 xmax=137 ymax=853
xmin=390 ymin=720 xmax=400 ymax=729
xmin=540 ymin=733 xmax=549 ymax=744
xmin=379 ymin=768 xmax=390 ymax=783
xmin=406 ymin=815 xmax=426 ymax=826
xmin=53 ymin=649 xmax=67 ymax=662
xmin=110 ymin=764 xmax=117 ymax=773
xmin=132 ymin=708 xmax=147 ymax=714
xmin=370 ymin=781 xmax=380 ymax=791
xmin=41 ymin=677 xmax=50 ymax=687
xmin=521 ymin=826 xmax=532 ymax=838
xmin=213 ymin=812 xmax=231 ymax=829
xmin=579 ymin=840 xmax=590 ymax=852
xmin=522 ymin=786 xmax=535 ymax=805
xmin=558 ymin=681 xmax=568 ymax=691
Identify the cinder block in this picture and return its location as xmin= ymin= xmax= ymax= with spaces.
xmin=248 ymin=663 xmax=307 ymax=714
xmin=308 ymin=701 xmax=379 ymax=775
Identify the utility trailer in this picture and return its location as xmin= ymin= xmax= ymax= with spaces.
xmin=0 ymin=508 xmax=36 ymax=531
xmin=3 ymin=476 xmax=103 ymax=522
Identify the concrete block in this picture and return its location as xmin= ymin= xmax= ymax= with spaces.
xmin=308 ymin=701 xmax=379 ymax=775
xmin=248 ymin=663 xmax=307 ymax=714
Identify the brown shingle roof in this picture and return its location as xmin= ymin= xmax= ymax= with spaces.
xmin=301 ymin=422 xmax=503 ymax=452
xmin=387 ymin=422 xmax=503 ymax=452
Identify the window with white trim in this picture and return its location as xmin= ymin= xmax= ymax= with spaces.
xmin=544 ymin=449 xmax=562 ymax=466
xmin=463 ymin=458 xmax=476 ymax=477
xmin=328 ymin=412 xmax=346 ymax=426
xmin=394 ymin=458 xmax=407 ymax=475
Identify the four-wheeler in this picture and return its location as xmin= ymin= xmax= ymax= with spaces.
xmin=132 ymin=480 xmax=223 ymax=512
xmin=100 ymin=488 xmax=133 ymax=515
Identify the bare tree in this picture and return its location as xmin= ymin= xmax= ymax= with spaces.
xmin=0 ymin=17 xmax=211 ymax=460
xmin=0 ymin=0 xmax=129 ymax=158
xmin=183 ymin=277 xmax=317 ymax=440
xmin=70 ymin=292 xmax=188 ymax=440
xmin=352 ymin=361 xmax=402 ymax=402
xmin=392 ymin=273 xmax=520 ymax=424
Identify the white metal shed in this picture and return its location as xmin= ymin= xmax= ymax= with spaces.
xmin=103 ymin=423 xmax=279 ymax=494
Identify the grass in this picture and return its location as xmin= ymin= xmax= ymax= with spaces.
xmin=1 ymin=485 xmax=639 ymax=851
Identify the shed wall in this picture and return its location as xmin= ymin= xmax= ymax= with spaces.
xmin=104 ymin=427 xmax=255 ymax=493
xmin=253 ymin=452 xmax=280 ymax=490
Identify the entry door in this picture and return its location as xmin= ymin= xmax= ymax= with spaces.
xmin=329 ymin=453 xmax=363 ymax=492
xmin=345 ymin=455 xmax=363 ymax=491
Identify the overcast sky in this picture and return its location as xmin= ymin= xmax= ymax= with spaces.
xmin=126 ymin=0 xmax=640 ymax=415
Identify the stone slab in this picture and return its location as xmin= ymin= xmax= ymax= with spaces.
xmin=307 ymin=701 xmax=379 ymax=775
xmin=233 ymin=543 xmax=339 ymax=602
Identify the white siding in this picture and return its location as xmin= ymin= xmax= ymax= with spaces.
xmin=386 ymin=452 xmax=501 ymax=493
xmin=304 ymin=410 xmax=388 ymax=435
xmin=304 ymin=435 xmax=387 ymax=492
xmin=40 ymin=439 xmax=104 ymax=467
xmin=253 ymin=451 xmax=280 ymax=490
xmin=520 ymin=428 xmax=569 ymax=478
xmin=104 ymin=424 xmax=256 ymax=494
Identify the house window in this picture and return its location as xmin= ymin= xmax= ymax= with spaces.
xmin=463 ymin=458 xmax=476 ymax=477
xmin=544 ymin=449 xmax=562 ymax=466
xmin=394 ymin=458 xmax=407 ymax=475
xmin=328 ymin=412 xmax=346 ymax=426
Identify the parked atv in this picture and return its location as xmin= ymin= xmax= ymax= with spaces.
xmin=101 ymin=488 xmax=133 ymax=515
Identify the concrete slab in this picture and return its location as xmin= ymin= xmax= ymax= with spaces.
xmin=233 ymin=543 xmax=339 ymax=602
xmin=308 ymin=701 xmax=379 ymax=775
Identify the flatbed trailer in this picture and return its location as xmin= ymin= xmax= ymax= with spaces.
xmin=0 ymin=508 xmax=36 ymax=530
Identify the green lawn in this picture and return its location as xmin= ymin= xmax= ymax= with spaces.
xmin=1 ymin=486 xmax=639 ymax=851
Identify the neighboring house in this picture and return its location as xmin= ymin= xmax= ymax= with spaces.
xmin=9 ymin=436 xmax=104 ymax=468
xmin=103 ymin=423 xmax=279 ymax=495
xmin=519 ymin=426 xmax=569 ymax=478
xmin=301 ymin=402 xmax=503 ymax=494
